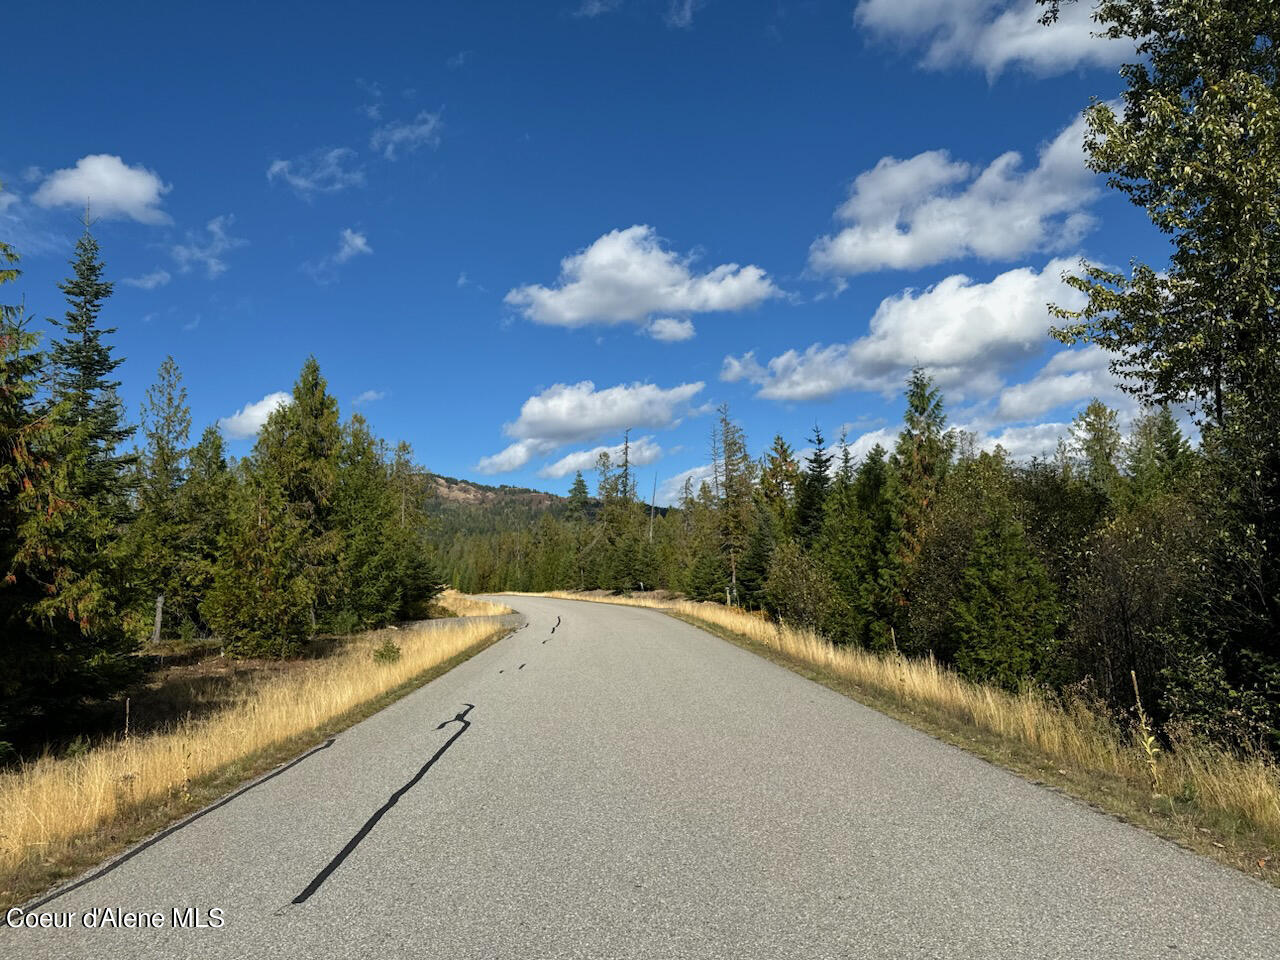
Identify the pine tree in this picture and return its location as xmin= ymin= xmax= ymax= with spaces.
xmin=49 ymin=216 xmax=134 ymax=505
xmin=567 ymin=471 xmax=590 ymax=518
xmin=34 ymin=222 xmax=136 ymax=657
xmin=0 ymin=240 xmax=58 ymax=741
xmin=759 ymin=433 xmax=799 ymax=539
xmin=793 ymin=425 xmax=832 ymax=548
xmin=717 ymin=404 xmax=756 ymax=604
xmin=203 ymin=460 xmax=313 ymax=657
xmin=331 ymin=415 xmax=401 ymax=630
xmin=1071 ymin=398 xmax=1122 ymax=497
xmin=1126 ymin=405 xmax=1191 ymax=505
xmin=130 ymin=356 xmax=191 ymax=638
xmin=252 ymin=356 xmax=343 ymax=628
xmin=1 ymin=229 xmax=137 ymax=742
xmin=178 ymin=425 xmax=232 ymax=635
xmin=891 ymin=368 xmax=953 ymax=577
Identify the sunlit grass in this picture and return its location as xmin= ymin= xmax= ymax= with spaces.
xmin=434 ymin=589 xmax=514 ymax=617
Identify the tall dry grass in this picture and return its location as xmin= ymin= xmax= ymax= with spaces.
xmin=434 ymin=589 xmax=514 ymax=617
xmin=519 ymin=591 xmax=1280 ymax=846
xmin=0 ymin=615 xmax=505 ymax=899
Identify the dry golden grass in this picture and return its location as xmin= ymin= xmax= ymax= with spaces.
xmin=434 ymin=589 xmax=514 ymax=617
xmin=0 ymin=615 xmax=504 ymax=903
xmin=518 ymin=591 xmax=1280 ymax=863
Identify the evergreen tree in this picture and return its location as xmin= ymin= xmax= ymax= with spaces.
xmin=252 ymin=356 xmax=343 ymax=628
xmin=890 ymin=369 xmax=954 ymax=615
xmin=177 ymin=425 xmax=232 ymax=635
xmin=203 ymin=458 xmax=313 ymax=657
xmin=716 ymin=404 xmax=756 ymax=604
xmin=1071 ymin=398 xmax=1122 ymax=497
xmin=1126 ymin=405 xmax=1191 ymax=504
xmin=909 ymin=452 xmax=1061 ymax=688
xmin=1 ymin=231 xmax=137 ymax=742
xmin=49 ymin=217 xmax=134 ymax=506
xmin=130 ymin=356 xmax=191 ymax=638
xmin=759 ymin=433 xmax=799 ymax=539
xmin=36 ymin=224 xmax=136 ymax=655
xmin=567 ymin=471 xmax=590 ymax=519
xmin=793 ymin=425 xmax=832 ymax=548
xmin=331 ymin=416 xmax=401 ymax=630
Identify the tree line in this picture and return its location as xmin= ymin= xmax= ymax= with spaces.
xmin=0 ymin=218 xmax=441 ymax=754
xmin=447 ymin=1 xmax=1280 ymax=754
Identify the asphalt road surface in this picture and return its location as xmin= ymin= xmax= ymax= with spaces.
xmin=5 ymin=595 xmax=1279 ymax=959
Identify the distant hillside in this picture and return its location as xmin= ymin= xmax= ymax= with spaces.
xmin=425 ymin=472 xmax=569 ymax=537
xmin=427 ymin=472 xmax=564 ymax=510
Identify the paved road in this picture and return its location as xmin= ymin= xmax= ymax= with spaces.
xmin=5 ymin=595 xmax=1279 ymax=958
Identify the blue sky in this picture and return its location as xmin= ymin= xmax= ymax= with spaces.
xmin=1 ymin=1 xmax=1164 ymax=502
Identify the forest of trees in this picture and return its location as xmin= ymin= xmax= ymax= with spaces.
xmin=0 ymin=219 xmax=441 ymax=754
xmin=448 ymin=1 xmax=1280 ymax=755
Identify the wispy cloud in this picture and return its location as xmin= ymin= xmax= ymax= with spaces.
xmin=172 ymin=215 xmax=247 ymax=278
xmin=122 ymin=268 xmax=171 ymax=290
xmin=353 ymin=389 xmax=386 ymax=407
xmin=371 ymin=111 xmax=444 ymax=160
xmin=267 ymin=147 xmax=364 ymax=199
xmin=574 ymin=0 xmax=622 ymax=17
xmin=304 ymin=228 xmax=373 ymax=283
xmin=664 ymin=0 xmax=704 ymax=29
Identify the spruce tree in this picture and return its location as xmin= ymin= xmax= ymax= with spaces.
xmin=1 ymin=228 xmax=137 ymax=741
xmin=178 ymin=425 xmax=232 ymax=635
xmin=759 ymin=433 xmax=799 ymax=539
xmin=253 ymin=356 xmax=343 ymax=628
xmin=1071 ymin=398 xmax=1122 ymax=497
xmin=130 ymin=356 xmax=191 ymax=638
xmin=793 ymin=425 xmax=832 ymax=548
xmin=332 ymin=415 xmax=401 ymax=630
xmin=567 ymin=471 xmax=590 ymax=518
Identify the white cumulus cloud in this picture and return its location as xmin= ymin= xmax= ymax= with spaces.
xmin=505 ymin=225 xmax=780 ymax=329
xmin=33 ymin=155 xmax=171 ymax=224
xmin=723 ymin=258 xmax=1086 ymax=402
xmin=646 ymin=317 xmax=696 ymax=342
xmin=353 ymin=389 xmax=386 ymax=406
xmin=854 ymin=0 xmax=1128 ymax=78
xmin=539 ymin=435 xmax=663 ymax=478
xmin=477 ymin=379 xmax=704 ymax=474
xmin=810 ymin=113 xmax=1096 ymax=275
xmin=267 ymin=147 xmax=364 ymax=199
xmin=994 ymin=346 xmax=1120 ymax=422
xmin=219 ymin=391 xmax=291 ymax=439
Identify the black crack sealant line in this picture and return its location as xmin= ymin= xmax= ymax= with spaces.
xmin=291 ymin=704 xmax=475 ymax=905
xmin=544 ymin=615 xmax=561 ymax=643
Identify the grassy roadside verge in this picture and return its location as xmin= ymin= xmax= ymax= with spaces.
xmin=514 ymin=591 xmax=1280 ymax=887
xmin=1 ymin=597 xmax=514 ymax=910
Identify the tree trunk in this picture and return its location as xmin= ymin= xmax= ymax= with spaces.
xmin=151 ymin=594 xmax=165 ymax=645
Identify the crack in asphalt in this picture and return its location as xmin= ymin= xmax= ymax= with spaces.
xmin=291 ymin=705 xmax=474 ymax=905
